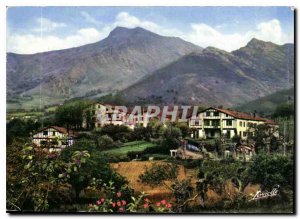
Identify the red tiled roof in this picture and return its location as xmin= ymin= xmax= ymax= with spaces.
xmin=214 ymin=108 xmax=265 ymax=121
xmin=201 ymin=107 xmax=277 ymax=124
xmin=37 ymin=126 xmax=77 ymax=137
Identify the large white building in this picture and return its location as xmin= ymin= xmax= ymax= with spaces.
xmin=189 ymin=107 xmax=277 ymax=139
xmin=82 ymin=103 xmax=149 ymax=129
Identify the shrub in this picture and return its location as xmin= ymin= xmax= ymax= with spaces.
xmin=100 ymin=124 xmax=133 ymax=142
xmin=143 ymin=146 xmax=165 ymax=154
xmin=246 ymin=153 xmax=293 ymax=190
xmin=139 ymin=163 xmax=178 ymax=186
xmin=96 ymin=135 xmax=114 ymax=150
xmin=127 ymin=151 xmax=143 ymax=160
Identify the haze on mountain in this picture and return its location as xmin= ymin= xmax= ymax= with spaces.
xmin=121 ymin=38 xmax=294 ymax=107
xmin=7 ymin=26 xmax=202 ymax=109
xmin=7 ymin=26 xmax=294 ymax=110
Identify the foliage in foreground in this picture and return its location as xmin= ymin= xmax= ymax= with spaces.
xmin=7 ymin=144 xmax=90 ymax=211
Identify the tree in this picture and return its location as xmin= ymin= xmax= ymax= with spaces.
xmin=162 ymin=126 xmax=182 ymax=149
xmin=99 ymin=124 xmax=133 ymax=142
xmin=7 ymin=119 xmax=41 ymax=144
xmin=248 ymin=124 xmax=274 ymax=153
xmin=132 ymin=125 xmax=151 ymax=141
xmin=139 ymin=163 xmax=178 ymax=187
xmin=246 ymin=153 xmax=293 ymax=190
xmin=174 ymin=122 xmax=190 ymax=138
xmin=147 ymin=118 xmax=164 ymax=138
xmin=139 ymin=163 xmax=194 ymax=212
xmin=7 ymin=143 xmax=90 ymax=211
xmin=60 ymin=140 xmax=127 ymax=201
xmin=272 ymin=103 xmax=294 ymax=119
xmin=55 ymin=101 xmax=90 ymax=130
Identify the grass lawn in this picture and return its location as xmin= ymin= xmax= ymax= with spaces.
xmin=103 ymin=140 xmax=156 ymax=156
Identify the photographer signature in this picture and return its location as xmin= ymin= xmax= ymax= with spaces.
xmin=249 ymin=185 xmax=280 ymax=201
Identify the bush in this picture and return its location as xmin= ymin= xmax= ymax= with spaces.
xmin=127 ymin=151 xmax=143 ymax=160
xmin=132 ymin=125 xmax=152 ymax=141
xmin=203 ymin=143 xmax=215 ymax=152
xmin=139 ymin=163 xmax=178 ymax=186
xmin=106 ymin=155 xmax=130 ymax=163
xmin=143 ymin=146 xmax=166 ymax=154
xmin=100 ymin=124 xmax=133 ymax=142
xmin=77 ymin=132 xmax=93 ymax=140
xmin=96 ymin=135 xmax=114 ymax=149
xmin=246 ymin=153 xmax=293 ymax=190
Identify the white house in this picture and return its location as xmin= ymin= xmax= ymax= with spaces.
xmin=189 ymin=107 xmax=277 ymax=139
xmin=32 ymin=126 xmax=77 ymax=152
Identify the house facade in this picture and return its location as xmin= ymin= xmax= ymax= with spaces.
xmin=189 ymin=107 xmax=277 ymax=139
xmin=82 ymin=103 xmax=150 ymax=129
xmin=32 ymin=126 xmax=76 ymax=152
xmin=82 ymin=103 xmax=127 ymax=129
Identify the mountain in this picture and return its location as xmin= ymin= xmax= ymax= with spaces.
xmin=7 ymin=26 xmax=202 ymax=110
xmin=120 ymin=38 xmax=294 ymax=107
xmin=235 ymin=87 xmax=294 ymax=115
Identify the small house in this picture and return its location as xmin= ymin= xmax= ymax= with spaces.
xmin=32 ymin=126 xmax=77 ymax=152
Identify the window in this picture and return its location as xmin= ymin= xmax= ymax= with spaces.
xmin=206 ymin=112 xmax=210 ymax=117
xmin=239 ymin=121 xmax=242 ymax=126
xmin=52 ymin=131 xmax=56 ymax=136
xmin=243 ymin=132 xmax=247 ymax=137
xmin=204 ymin=120 xmax=210 ymax=126
xmin=243 ymin=122 xmax=246 ymax=127
xmin=43 ymin=131 xmax=48 ymax=136
xmin=214 ymin=112 xmax=219 ymax=116
xmin=239 ymin=131 xmax=242 ymax=136
xmin=212 ymin=120 xmax=220 ymax=126
xmin=226 ymin=114 xmax=229 ymax=117
xmin=226 ymin=120 xmax=232 ymax=126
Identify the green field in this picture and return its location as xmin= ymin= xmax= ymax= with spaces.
xmin=6 ymin=111 xmax=44 ymax=121
xmin=103 ymin=141 xmax=156 ymax=156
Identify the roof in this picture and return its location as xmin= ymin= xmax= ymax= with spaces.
xmin=36 ymin=126 xmax=77 ymax=137
xmin=200 ymin=107 xmax=277 ymax=124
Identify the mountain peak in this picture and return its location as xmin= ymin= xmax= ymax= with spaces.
xmin=246 ymin=38 xmax=279 ymax=49
xmin=108 ymin=26 xmax=156 ymax=38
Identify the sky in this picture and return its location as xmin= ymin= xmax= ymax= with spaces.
xmin=6 ymin=6 xmax=294 ymax=54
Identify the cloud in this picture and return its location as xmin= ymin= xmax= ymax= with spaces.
xmin=80 ymin=11 xmax=99 ymax=26
xmin=32 ymin=18 xmax=66 ymax=33
xmin=7 ymin=27 xmax=105 ymax=54
xmin=7 ymin=12 xmax=293 ymax=54
xmin=185 ymin=19 xmax=292 ymax=51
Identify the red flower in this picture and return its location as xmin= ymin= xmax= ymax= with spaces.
xmin=143 ymin=203 xmax=149 ymax=209
xmin=117 ymin=201 xmax=121 ymax=207
xmin=96 ymin=200 xmax=101 ymax=205
xmin=166 ymin=203 xmax=172 ymax=209
xmin=161 ymin=200 xmax=166 ymax=205
xmin=119 ymin=207 xmax=124 ymax=212
xmin=111 ymin=202 xmax=116 ymax=207
xmin=156 ymin=202 xmax=161 ymax=207
xmin=122 ymin=200 xmax=127 ymax=206
xmin=101 ymin=198 xmax=105 ymax=202
xmin=117 ymin=192 xmax=122 ymax=197
xmin=144 ymin=198 xmax=150 ymax=203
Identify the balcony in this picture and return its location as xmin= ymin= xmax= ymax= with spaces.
xmin=204 ymin=125 xmax=220 ymax=129
xmin=203 ymin=116 xmax=221 ymax=119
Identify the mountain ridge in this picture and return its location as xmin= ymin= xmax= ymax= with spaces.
xmin=6 ymin=26 xmax=294 ymax=110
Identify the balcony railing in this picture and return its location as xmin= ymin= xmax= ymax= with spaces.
xmin=204 ymin=125 xmax=220 ymax=128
